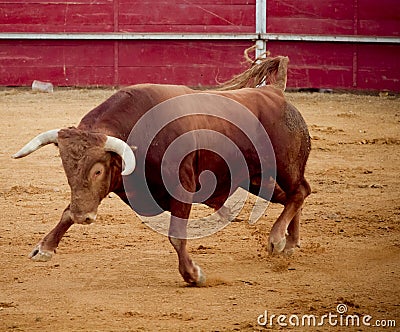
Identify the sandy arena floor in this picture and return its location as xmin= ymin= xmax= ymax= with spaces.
xmin=0 ymin=88 xmax=399 ymax=331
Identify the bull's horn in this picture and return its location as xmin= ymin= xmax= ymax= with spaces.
xmin=104 ymin=136 xmax=136 ymax=176
xmin=12 ymin=129 xmax=60 ymax=159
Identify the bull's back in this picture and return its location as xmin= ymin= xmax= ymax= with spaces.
xmin=78 ymin=84 xmax=195 ymax=140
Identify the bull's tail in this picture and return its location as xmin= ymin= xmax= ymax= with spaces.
xmin=217 ymin=46 xmax=289 ymax=92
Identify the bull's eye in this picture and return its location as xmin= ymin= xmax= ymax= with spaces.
xmin=91 ymin=162 xmax=105 ymax=180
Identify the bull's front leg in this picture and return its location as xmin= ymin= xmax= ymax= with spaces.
xmin=29 ymin=206 xmax=73 ymax=262
xmin=168 ymin=199 xmax=206 ymax=286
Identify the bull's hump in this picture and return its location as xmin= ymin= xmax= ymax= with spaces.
xmin=209 ymin=86 xmax=285 ymax=116
xmin=122 ymin=84 xmax=194 ymax=99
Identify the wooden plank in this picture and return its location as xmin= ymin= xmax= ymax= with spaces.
xmin=118 ymin=0 xmax=255 ymax=5
xmin=118 ymin=3 xmax=254 ymax=33
xmin=0 ymin=2 xmax=254 ymax=33
xmin=0 ymin=40 xmax=114 ymax=66
xmin=266 ymin=18 xmax=354 ymax=35
xmin=288 ymin=67 xmax=354 ymax=89
xmin=117 ymin=25 xmax=255 ymax=33
xmin=267 ymin=41 xmax=354 ymax=69
xmin=0 ymin=3 xmax=114 ymax=32
xmin=60 ymin=66 xmax=115 ymax=85
xmin=267 ymin=41 xmax=400 ymax=91
xmin=267 ymin=0 xmax=355 ymax=35
xmin=267 ymin=0 xmax=400 ymax=36
xmin=118 ymin=40 xmax=251 ymax=67
xmin=267 ymin=41 xmax=354 ymax=89
xmin=0 ymin=1 xmax=112 ymax=3
xmin=267 ymin=0 xmax=353 ymax=19
xmin=357 ymin=44 xmax=400 ymax=91
xmin=0 ymin=40 xmax=115 ymax=85
xmin=0 ymin=40 xmax=251 ymax=87
xmin=118 ymin=64 xmax=248 ymax=87
xmin=358 ymin=0 xmax=400 ymax=36
xmin=0 ymin=65 xmax=115 ymax=86
xmin=118 ymin=40 xmax=252 ymax=86
xmin=1 ymin=39 xmax=398 ymax=91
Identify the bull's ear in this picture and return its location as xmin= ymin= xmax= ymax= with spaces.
xmin=130 ymin=145 xmax=137 ymax=151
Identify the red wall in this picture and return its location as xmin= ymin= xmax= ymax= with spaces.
xmin=266 ymin=0 xmax=400 ymax=91
xmin=267 ymin=0 xmax=399 ymax=36
xmin=0 ymin=39 xmax=251 ymax=87
xmin=0 ymin=0 xmax=253 ymax=87
xmin=0 ymin=0 xmax=398 ymax=91
xmin=0 ymin=0 xmax=255 ymax=33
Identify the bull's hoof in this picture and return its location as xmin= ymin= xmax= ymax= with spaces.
xmin=194 ymin=265 xmax=206 ymax=286
xmin=28 ymin=245 xmax=53 ymax=262
xmin=216 ymin=205 xmax=241 ymax=223
xmin=283 ymin=239 xmax=300 ymax=256
xmin=268 ymin=237 xmax=286 ymax=255
xmin=185 ymin=263 xmax=206 ymax=287
xmin=283 ymin=247 xmax=295 ymax=256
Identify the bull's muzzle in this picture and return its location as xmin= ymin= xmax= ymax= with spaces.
xmin=70 ymin=212 xmax=97 ymax=224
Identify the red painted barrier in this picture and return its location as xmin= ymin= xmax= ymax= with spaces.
xmin=0 ymin=0 xmax=398 ymax=91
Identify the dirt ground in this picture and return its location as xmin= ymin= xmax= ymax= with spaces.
xmin=0 ymin=88 xmax=399 ymax=332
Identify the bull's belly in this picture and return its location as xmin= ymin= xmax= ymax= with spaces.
xmin=129 ymin=200 xmax=165 ymax=217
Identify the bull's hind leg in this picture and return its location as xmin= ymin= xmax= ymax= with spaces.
xmin=168 ymin=198 xmax=206 ymax=286
xmin=268 ymin=179 xmax=311 ymax=254
xmin=283 ymin=211 xmax=301 ymax=254
xmin=250 ymin=179 xmax=302 ymax=254
xmin=29 ymin=206 xmax=74 ymax=261
xmin=270 ymin=183 xmax=301 ymax=254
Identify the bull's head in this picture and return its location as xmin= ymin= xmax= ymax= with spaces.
xmin=13 ymin=128 xmax=136 ymax=224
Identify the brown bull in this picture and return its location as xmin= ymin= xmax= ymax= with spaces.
xmin=13 ymin=76 xmax=311 ymax=286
